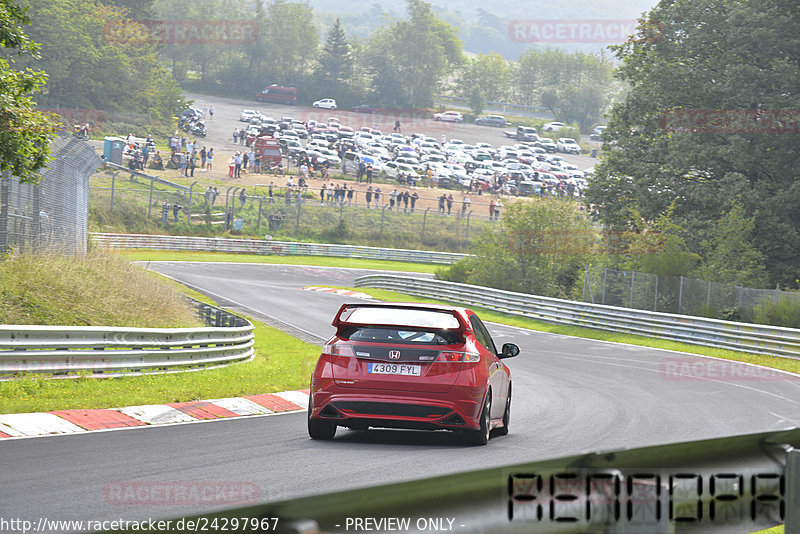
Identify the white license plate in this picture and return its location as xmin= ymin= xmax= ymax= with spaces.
xmin=367 ymin=362 xmax=421 ymax=376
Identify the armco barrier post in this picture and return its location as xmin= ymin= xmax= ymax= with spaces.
xmin=786 ymin=449 xmax=800 ymax=531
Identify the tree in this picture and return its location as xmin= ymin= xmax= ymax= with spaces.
xmin=0 ymin=0 xmax=57 ymax=184
xmin=364 ymin=0 xmax=462 ymax=108
xmin=313 ymin=18 xmax=355 ymax=102
xmin=455 ymin=52 xmax=508 ymax=103
xmin=440 ymin=200 xmax=593 ymax=298
xmin=693 ymin=203 xmax=767 ymax=286
xmin=586 ymin=0 xmax=800 ymax=286
xmin=468 ymin=86 xmax=484 ymax=116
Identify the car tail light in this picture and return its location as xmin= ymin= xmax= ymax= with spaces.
xmin=436 ymin=351 xmax=480 ymax=363
xmin=322 ymin=343 xmax=354 ymax=357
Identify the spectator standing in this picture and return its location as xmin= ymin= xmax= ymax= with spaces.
xmin=402 ymin=190 xmax=410 ymax=212
xmin=446 ymin=194 xmax=454 ymax=215
xmin=142 ymin=144 xmax=150 ymax=167
xmin=373 ymin=187 xmax=381 ymax=206
xmin=225 ymin=207 xmax=232 ymax=230
xmin=228 ymin=156 xmax=235 ymax=178
xmin=234 ymin=152 xmax=243 ymax=178
xmin=365 ymin=186 xmax=373 ymax=208
xmin=161 ymin=202 xmax=169 ymax=224
xmin=239 ymin=189 xmax=247 ymax=208
xmin=268 ymin=181 xmax=275 ymax=203
xmin=209 ymin=105 xmax=214 ymax=120
xmin=410 ymin=191 xmax=418 ymax=212
xmin=189 ymin=151 xmax=196 ymax=177
xmin=489 ymin=199 xmax=496 ymax=220
xmin=356 ymin=160 xmax=365 ymax=183
xmin=172 ymin=203 xmax=182 ymax=222
xmin=365 ymin=164 xmax=373 ymax=184
xmin=206 ymin=148 xmax=214 ymax=170
xmin=233 ymin=129 xmax=239 ymax=144
xmin=389 ymin=189 xmax=398 ymax=210
xmin=320 ymin=184 xmax=327 ymax=205
xmin=254 ymin=152 xmax=262 ymax=173
xmin=347 ymin=185 xmax=354 ymax=205
xmin=438 ymin=194 xmax=446 ymax=214
xmin=494 ymin=199 xmax=503 ymax=220
xmin=461 ymin=195 xmax=471 ymax=216
xmin=242 ymin=152 xmax=249 ymax=175
xmin=200 ymin=146 xmax=206 ymax=169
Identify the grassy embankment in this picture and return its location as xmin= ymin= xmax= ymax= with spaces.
xmin=0 ymin=252 xmax=320 ymax=414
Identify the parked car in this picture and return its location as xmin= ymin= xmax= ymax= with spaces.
xmin=352 ymin=104 xmax=378 ymax=114
xmin=540 ymin=138 xmax=557 ymax=152
xmin=590 ymin=125 xmax=606 ymax=141
xmin=313 ymin=98 xmax=337 ymax=110
xmin=542 ymin=121 xmax=565 ymax=132
xmin=308 ymin=303 xmax=519 ymax=444
xmin=475 ymin=115 xmax=509 ymax=127
xmin=240 ymin=110 xmax=258 ymax=122
xmin=433 ymin=111 xmax=463 ymax=122
xmin=556 ymin=137 xmax=581 ymax=154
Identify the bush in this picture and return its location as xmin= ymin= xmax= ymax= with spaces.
xmin=752 ymin=297 xmax=800 ymax=329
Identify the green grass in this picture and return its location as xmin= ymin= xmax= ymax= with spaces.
xmin=115 ymin=249 xmax=443 ymax=274
xmin=0 ymin=251 xmax=200 ymax=328
xmin=0 ymin=319 xmax=319 ymax=413
xmin=345 ymin=287 xmax=800 ymax=375
xmin=751 ymin=527 xmax=783 ymax=533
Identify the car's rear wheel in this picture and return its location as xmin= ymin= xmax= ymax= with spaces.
xmin=494 ymin=385 xmax=511 ymax=437
xmin=307 ymin=400 xmax=336 ymax=440
xmin=466 ymin=392 xmax=491 ymax=446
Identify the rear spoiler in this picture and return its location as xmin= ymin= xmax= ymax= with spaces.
xmin=331 ymin=303 xmax=467 ymax=331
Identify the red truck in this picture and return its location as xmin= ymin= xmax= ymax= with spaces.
xmin=252 ymin=136 xmax=282 ymax=167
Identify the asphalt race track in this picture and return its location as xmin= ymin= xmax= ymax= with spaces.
xmin=2 ymin=262 xmax=800 ymax=527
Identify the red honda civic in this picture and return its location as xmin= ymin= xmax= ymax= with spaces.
xmin=308 ymin=302 xmax=519 ymax=445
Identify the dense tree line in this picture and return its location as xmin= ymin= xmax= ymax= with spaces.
xmin=586 ymin=0 xmax=800 ymax=287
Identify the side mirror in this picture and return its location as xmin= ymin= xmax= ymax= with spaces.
xmin=499 ymin=343 xmax=520 ymax=359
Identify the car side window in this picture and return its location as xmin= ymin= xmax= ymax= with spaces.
xmin=469 ymin=315 xmax=497 ymax=354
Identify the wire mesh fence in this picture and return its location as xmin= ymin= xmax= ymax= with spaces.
xmin=89 ymin=181 xmax=503 ymax=252
xmin=0 ymin=136 xmax=102 ymax=255
xmin=582 ymin=266 xmax=800 ymax=321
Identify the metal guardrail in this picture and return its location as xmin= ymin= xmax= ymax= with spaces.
xmin=354 ymin=275 xmax=800 ymax=358
xmin=90 ymin=232 xmax=469 ymax=265
xmin=104 ymin=162 xmax=189 ymax=192
xmin=0 ymin=300 xmax=254 ymax=377
xmin=137 ymin=427 xmax=800 ymax=533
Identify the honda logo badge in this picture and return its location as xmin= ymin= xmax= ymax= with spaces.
xmin=389 ymin=350 xmax=400 ymax=359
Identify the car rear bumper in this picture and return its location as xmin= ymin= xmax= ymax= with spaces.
xmin=309 ymin=380 xmax=485 ymax=431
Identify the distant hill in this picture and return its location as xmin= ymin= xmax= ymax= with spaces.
xmin=309 ymin=0 xmax=661 ymax=58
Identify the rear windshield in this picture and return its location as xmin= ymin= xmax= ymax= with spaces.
xmin=340 ymin=307 xmax=460 ymax=329
xmin=341 ymin=327 xmax=460 ymax=345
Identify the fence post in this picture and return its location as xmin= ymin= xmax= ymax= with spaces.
xmin=380 ymin=204 xmax=387 ymax=235
xmin=738 ymin=284 xmax=744 ymax=309
xmin=187 ymin=181 xmax=197 ymax=223
xmin=147 ymin=176 xmax=155 ymax=218
xmin=421 ymin=207 xmax=430 ymax=242
xmin=0 ymin=172 xmax=8 ymax=254
xmin=465 ymin=210 xmax=472 ymax=245
xmin=256 ymin=197 xmax=263 ymax=229
xmin=225 ymin=186 xmax=234 ymax=211
xmin=110 ymin=171 xmax=120 ymax=211
xmin=678 ymin=276 xmax=684 ymax=314
xmin=630 ymin=270 xmax=635 ymax=308
xmin=601 ymin=267 xmax=608 ymax=305
xmin=582 ymin=264 xmax=588 ymax=302
xmin=654 ymin=275 xmax=658 ymax=312
xmin=706 ymin=280 xmax=712 ymax=307
xmin=295 ymin=198 xmax=302 ymax=231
